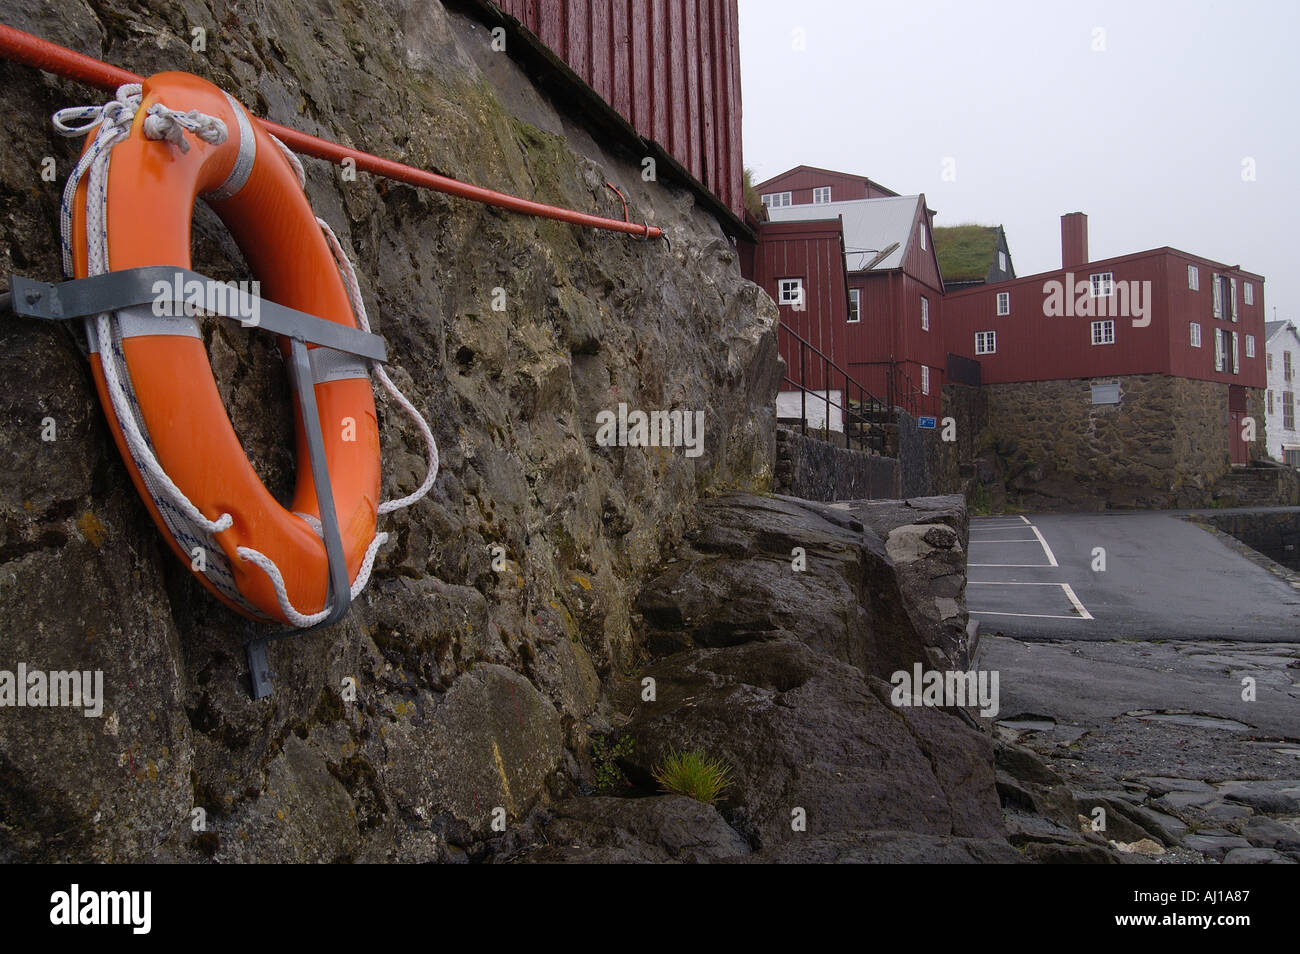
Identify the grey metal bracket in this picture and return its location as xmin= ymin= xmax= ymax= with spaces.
xmin=9 ymin=267 xmax=385 ymax=700
xmin=8 ymin=267 xmax=387 ymax=363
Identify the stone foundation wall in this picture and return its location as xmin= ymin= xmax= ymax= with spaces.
xmin=1205 ymin=510 xmax=1300 ymax=570
xmin=975 ymin=375 xmax=1241 ymax=510
xmin=774 ymin=427 xmax=899 ymax=501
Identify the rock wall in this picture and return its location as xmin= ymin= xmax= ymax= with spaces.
xmin=971 ymin=374 xmax=1241 ymax=511
xmin=773 ymin=427 xmax=899 ymax=501
xmin=516 ymin=493 xmax=1016 ymax=862
xmin=894 ymin=384 xmax=984 ymax=500
xmin=0 ymin=0 xmax=781 ymax=861
xmin=1202 ymin=510 xmax=1300 ymax=571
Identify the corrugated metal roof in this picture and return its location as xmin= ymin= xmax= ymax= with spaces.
xmin=766 ymin=196 xmax=921 ymax=271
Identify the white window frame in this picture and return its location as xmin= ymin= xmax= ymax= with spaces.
xmin=1230 ymin=278 xmax=1238 ymax=322
xmin=975 ymin=330 xmax=996 ymax=355
xmin=847 ymin=288 xmax=860 ymax=323
xmin=812 ymin=186 xmax=832 ymax=204
xmin=1091 ymin=320 xmax=1115 ymax=346
xmin=921 ymin=365 xmax=930 ymax=395
xmin=1189 ymin=322 xmax=1201 ymax=348
xmin=1214 ymin=329 xmax=1227 ymax=371
xmin=1244 ymin=281 xmax=1254 ymax=305
xmin=778 ymin=277 xmax=804 ymax=307
xmin=920 ymin=227 xmax=927 ymax=251
xmin=1089 ymin=272 xmax=1114 ymax=298
xmin=1246 ymin=334 xmax=1255 ymax=358
xmin=762 ymin=191 xmax=792 ymax=209
xmin=1231 ymin=331 xmax=1240 ymax=374
xmin=1212 ymin=273 xmax=1222 ymax=317
xmin=996 ymin=291 xmax=1010 ymax=316
xmin=1188 ymin=265 xmax=1199 ymax=291
xmin=998 ymin=250 xmax=1007 ymax=272
xmin=921 ymin=296 xmax=930 ymax=331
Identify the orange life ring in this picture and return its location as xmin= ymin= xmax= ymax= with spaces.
xmin=68 ymin=72 xmax=381 ymax=624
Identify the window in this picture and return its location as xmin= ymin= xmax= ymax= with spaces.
xmin=1246 ymin=335 xmax=1255 ymax=358
xmin=921 ymin=365 xmax=930 ymax=395
xmin=998 ymin=250 xmax=1007 ymax=272
xmin=1232 ymin=331 xmax=1240 ymax=374
xmin=1215 ymin=330 xmax=1227 ymax=371
xmin=847 ymin=288 xmax=860 ymax=323
xmin=1230 ymin=278 xmax=1238 ymax=321
xmin=1212 ymin=274 xmax=1222 ymax=317
xmin=1189 ymin=322 xmax=1201 ymax=348
xmin=1244 ymin=282 xmax=1254 ymax=305
xmin=762 ymin=191 xmax=792 ymax=209
xmin=778 ymin=278 xmax=804 ymax=307
xmin=1286 ymin=351 xmax=1293 ymax=381
xmin=1287 ymin=448 xmax=1300 ymax=468
xmin=812 ymin=186 xmax=832 ymax=204
xmin=975 ymin=331 xmax=996 ymax=355
xmin=1091 ymin=320 xmax=1115 ymax=345
xmin=996 ymin=291 xmax=1010 ymax=316
xmin=1188 ymin=265 xmax=1199 ymax=290
xmin=1285 ymin=392 xmax=1296 ymax=431
xmin=921 ymin=296 xmax=930 ymax=331
xmin=1267 ymin=390 xmax=1274 ymax=415
xmin=1267 ymin=353 xmax=1273 ymax=371
xmin=1090 ymin=272 xmax=1114 ymax=297
xmin=920 ymin=227 xmax=927 ymax=251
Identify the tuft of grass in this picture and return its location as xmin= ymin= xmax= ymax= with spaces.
xmin=933 ymin=224 xmax=999 ymax=282
xmin=652 ymin=748 xmax=733 ymax=805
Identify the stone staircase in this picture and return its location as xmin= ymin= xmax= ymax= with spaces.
xmin=1211 ymin=460 xmax=1300 ymax=508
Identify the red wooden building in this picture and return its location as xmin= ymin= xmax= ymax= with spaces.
xmin=944 ymin=213 xmax=1267 ymax=389
xmin=945 ymin=213 xmax=1267 ymax=466
xmin=754 ymin=165 xmax=901 ymax=208
xmin=743 ymin=168 xmax=945 ymax=418
xmin=481 ymin=0 xmax=745 ymax=228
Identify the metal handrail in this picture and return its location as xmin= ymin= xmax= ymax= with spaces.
xmin=777 ymin=323 xmax=889 ymax=453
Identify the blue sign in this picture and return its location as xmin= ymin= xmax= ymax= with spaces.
xmin=918 ymin=416 xmax=937 ymax=429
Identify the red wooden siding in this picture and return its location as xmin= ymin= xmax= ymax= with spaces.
xmin=755 ymin=166 xmax=900 ymax=206
xmin=751 ymin=220 xmax=849 ymax=392
xmin=490 ymin=0 xmax=745 ymax=220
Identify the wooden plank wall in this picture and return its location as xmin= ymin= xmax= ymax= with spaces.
xmin=491 ymin=0 xmax=745 ymax=220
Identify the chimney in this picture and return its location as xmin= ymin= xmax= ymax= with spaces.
xmin=1061 ymin=212 xmax=1089 ymax=268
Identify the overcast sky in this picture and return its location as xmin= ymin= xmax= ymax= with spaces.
xmin=739 ymin=0 xmax=1298 ymax=321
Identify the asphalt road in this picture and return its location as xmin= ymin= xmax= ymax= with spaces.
xmin=967 ymin=511 xmax=1300 ymax=642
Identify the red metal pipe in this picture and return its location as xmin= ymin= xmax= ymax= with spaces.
xmin=0 ymin=23 xmax=662 ymax=240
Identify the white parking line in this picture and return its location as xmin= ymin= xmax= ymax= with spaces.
xmin=969 ymin=537 xmax=1039 ymax=542
xmin=967 ymin=580 xmax=1093 ymax=620
xmin=1060 ymin=583 xmax=1093 ymax=620
xmin=1029 ymin=526 xmax=1059 ymax=567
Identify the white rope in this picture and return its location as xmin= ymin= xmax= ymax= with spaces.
xmin=270 ymin=134 xmax=305 ymax=190
xmin=142 ymin=103 xmax=228 ymax=153
xmin=315 ymin=217 xmax=440 ymax=514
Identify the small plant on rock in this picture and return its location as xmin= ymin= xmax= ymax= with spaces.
xmin=591 ymin=734 xmax=635 ymax=794
xmin=652 ymin=748 xmax=733 ymax=805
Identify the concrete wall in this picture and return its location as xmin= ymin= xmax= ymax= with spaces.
xmin=774 ymin=427 xmax=899 ymax=501
xmin=776 ymin=389 xmax=843 ymax=431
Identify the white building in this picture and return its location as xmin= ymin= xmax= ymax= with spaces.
xmin=1264 ymin=320 xmax=1300 ymax=467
